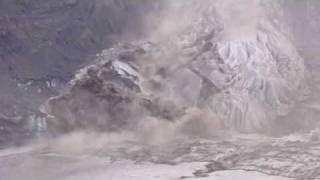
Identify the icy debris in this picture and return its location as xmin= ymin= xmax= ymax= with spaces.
xmin=112 ymin=60 xmax=140 ymax=81
xmin=27 ymin=115 xmax=47 ymax=132
xmin=17 ymin=81 xmax=33 ymax=90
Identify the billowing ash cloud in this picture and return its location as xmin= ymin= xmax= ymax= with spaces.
xmin=43 ymin=0 xmax=310 ymax=142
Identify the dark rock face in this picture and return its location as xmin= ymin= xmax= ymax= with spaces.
xmin=45 ymin=59 xmax=144 ymax=134
xmin=44 ymin=46 xmax=184 ymax=134
xmin=282 ymin=0 xmax=320 ymax=63
xmin=0 ymin=0 xmax=161 ymax=145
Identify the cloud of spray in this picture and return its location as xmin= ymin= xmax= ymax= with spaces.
xmin=40 ymin=0 xmax=308 ymax=156
xmin=43 ymin=107 xmax=226 ymax=156
xmin=144 ymin=0 xmax=263 ymax=41
xmin=215 ymin=0 xmax=262 ymax=40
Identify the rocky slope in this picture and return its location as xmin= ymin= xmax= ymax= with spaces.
xmin=44 ymin=0 xmax=310 ymax=136
xmin=0 ymin=0 xmax=161 ymax=145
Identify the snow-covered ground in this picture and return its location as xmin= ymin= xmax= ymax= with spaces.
xmin=0 ymin=133 xmax=319 ymax=180
xmin=0 ymin=152 xmax=291 ymax=180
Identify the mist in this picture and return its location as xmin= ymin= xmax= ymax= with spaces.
xmin=1 ymin=0 xmax=320 ymax=179
xmin=41 ymin=0 xmax=310 ymax=149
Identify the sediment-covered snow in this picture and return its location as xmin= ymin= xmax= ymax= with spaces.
xmin=2 ymin=133 xmax=320 ymax=179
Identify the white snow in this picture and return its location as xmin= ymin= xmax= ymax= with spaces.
xmin=62 ymin=161 xmax=206 ymax=180
xmin=58 ymin=160 xmax=291 ymax=180
xmin=112 ymin=60 xmax=139 ymax=78
xmin=189 ymin=170 xmax=291 ymax=180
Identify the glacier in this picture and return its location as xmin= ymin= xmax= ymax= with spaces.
xmin=44 ymin=0 xmax=309 ymax=135
xmin=1 ymin=0 xmax=320 ymax=180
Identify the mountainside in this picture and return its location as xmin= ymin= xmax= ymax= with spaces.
xmin=44 ymin=0 xmax=311 ymax=137
xmin=0 ymin=0 xmax=161 ymax=145
xmin=2 ymin=1 xmax=320 ymax=179
xmin=1 ymin=0 xmax=320 ymax=146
